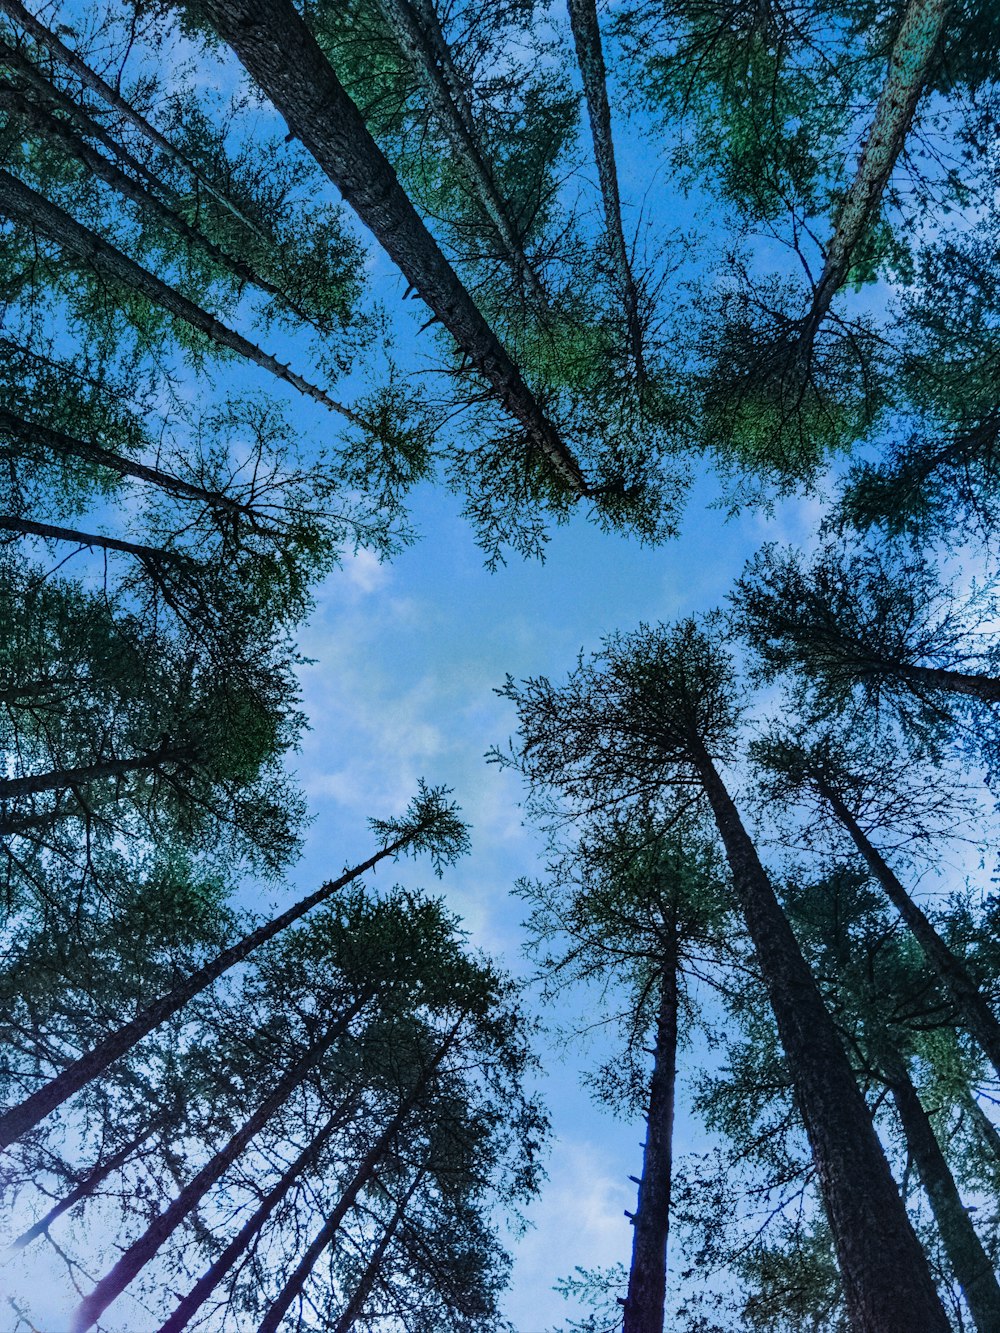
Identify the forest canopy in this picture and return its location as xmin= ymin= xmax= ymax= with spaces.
xmin=2 ymin=0 xmax=1000 ymax=1330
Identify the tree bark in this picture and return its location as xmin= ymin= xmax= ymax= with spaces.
xmin=0 ymin=0 xmax=261 ymax=234
xmin=0 ymin=513 xmax=190 ymax=567
xmin=0 ymin=743 xmax=194 ymax=803
xmin=374 ymin=0 xmax=546 ymax=301
xmin=883 ymin=1047 xmax=1000 ymax=1333
xmin=8 ymin=1125 xmax=156 ymax=1250
xmin=896 ymin=661 xmax=1000 ymax=705
xmin=565 ymin=0 xmax=645 ymax=381
xmin=156 ymin=1100 xmax=353 ymax=1333
xmin=256 ymin=1017 xmax=461 ymax=1333
xmin=71 ymin=1010 xmax=360 ymax=1333
xmin=802 ymin=0 xmax=950 ymax=345
xmin=332 ymin=1167 xmax=425 ymax=1333
xmin=0 ymin=830 xmax=413 ymax=1149
xmin=821 ymin=782 xmax=1000 ymax=1083
xmin=964 ymin=1091 xmax=1000 ymax=1167
xmin=622 ymin=952 xmax=677 ymax=1333
xmin=0 ymin=407 xmax=256 ymax=521
xmin=692 ymin=742 xmax=950 ymax=1332
xmin=190 ymin=0 xmax=587 ymax=494
xmin=0 ymin=171 xmax=359 ymax=421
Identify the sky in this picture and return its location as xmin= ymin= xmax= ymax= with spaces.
xmin=5 ymin=2 xmax=999 ymax=1330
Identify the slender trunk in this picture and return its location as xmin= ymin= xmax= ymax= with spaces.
xmin=964 ymin=1091 xmax=1000 ymax=1167
xmin=0 ymin=87 xmax=326 ymax=332
xmin=374 ymin=0 xmax=545 ymax=301
xmin=623 ymin=952 xmax=677 ymax=1333
xmin=256 ymin=1018 xmax=461 ymax=1333
xmin=0 ymin=408 xmax=255 ymax=520
xmin=157 ymin=1099 xmax=354 ymax=1333
xmin=803 ymin=0 xmax=950 ymax=344
xmin=692 ymin=743 xmax=949 ymax=1332
xmin=822 ymin=783 xmax=1000 ymax=1083
xmin=0 ymin=39 xmax=166 ymax=199
xmin=71 ymin=1009 xmax=361 ymax=1333
xmin=565 ymin=0 xmax=645 ymax=381
xmin=896 ymin=661 xmax=1000 ymax=704
xmin=0 ymin=831 xmax=414 ymax=1150
xmin=192 ymin=0 xmax=587 ymax=494
xmin=332 ymin=1167 xmax=425 ymax=1333
xmin=0 ymin=744 xmax=194 ymax=803
xmin=8 ymin=1125 xmax=156 ymax=1250
xmin=0 ymin=0 xmax=261 ymax=234
xmin=882 ymin=1047 xmax=1000 ymax=1333
xmin=0 ymin=171 xmax=359 ymax=421
xmin=0 ymin=513 xmax=189 ymax=567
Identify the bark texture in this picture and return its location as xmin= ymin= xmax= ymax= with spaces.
xmin=693 ymin=743 xmax=950 ymax=1332
xmin=193 ymin=0 xmax=587 ymax=492
xmin=804 ymin=0 xmax=950 ymax=340
xmin=622 ymin=954 xmax=677 ymax=1333
xmin=0 ymin=744 xmax=194 ymax=803
xmin=0 ymin=832 xmax=410 ymax=1149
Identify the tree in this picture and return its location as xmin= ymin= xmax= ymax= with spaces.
xmin=496 ymin=618 xmax=950 ymax=1331
xmin=518 ymin=814 xmax=733 ymax=1333
xmin=0 ymin=783 xmax=467 ymax=1150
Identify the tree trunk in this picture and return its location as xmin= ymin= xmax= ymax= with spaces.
xmin=964 ymin=1091 xmax=1000 ymax=1167
xmin=692 ymin=743 xmax=950 ymax=1332
xmin=191 ymin=0 xmax=587 ymax=494
xmin=882 ymin=1047 xmax=1000 ymax=1333
xmin=0 ymin=830 xmax=412 ymax=1149
xmin=0 ymin=86 xmax=328 ymax=332
xmin=0 ymin=743 xmax=195 ymax=803
xmin=897 ymin=661 xmax=1000 ymax=704
xmin=374 ymin=0 xmax=546 ymax=301
xmin=0 ymin=407 xmax=256 ymax=521
xmin=0 ymin=513 xmax=192 ymax=569
xmin=623 ymin=951 xmax=677 ymax=1333
xmin=71 ymin=1011 xmax=360 ymax=1333
xmin=565 ymin=0 xmax=645 ymax=382
xmin=332 ymin=1167 xmax=424 ymax=1333
xmin=156 ymin=1100 xmax=353 ymax=1333
xmin=822 ymin=782 xmax=1000 ymax=1083
xmin=802 ymin=0 xmax=950 ymax=344
xmin=256 ymin=1017 xmax=461 ymax=1333
xmin=0 ymin=171 xmax=359 ymax=421
xmin=8 ymin=1125 xmax=156 ymax=1250
xmin=0 ymin=0 xmax=261 ymax=235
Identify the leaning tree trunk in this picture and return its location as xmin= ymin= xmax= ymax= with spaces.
xmin=9 ymin=1125 xmax=157 ymax=1250
xmin=0 ymin=409 xmax=264 ymax=524
xmin=71 ymin=1009 xmax=360 ymax=1333
xmin=801 ymin=0 xmax=951 ymax=348
xmin=0 ymin=88 xmax=328 ymax=333
xmin=374 ymin=0 xmax=546 ymax=301
xmin=896 ymin=660 xmax=1000 ymax=705
xmin=0 ymin=742 xmax=194 ymax=804
xmin=0 ymin=514 xmax=190 ymax=569
xmin=156 ymin=1098 xmax=355 ymax=1333
xmin=0 ymin=171 xmax=359 ymax=421
xmin=882 ymin=1046 xmax=1000 ymax=1333
xmin=0 ymin=828 xmax=415 ymax=1149
xmin=964 ymin=1090 xmax=1000 ymax=1167
xmin=256 ymin=1018 xmax=461 ymax=1333
xmin=821 ymin=781 xmax=1000 ymax=1083
xmin=623 ymin=950 xmax=678 ymax=1333
xmin=692 ymin=742 xmax=950 ymax=1333
xmin=190 ymin=0 xmax=587 ymax=494
xmin=0 ymin=0 xmax=261 ymax=234
xmin=566 ymin=0 xmax=646 ymax=382
xmin=331 ymin=1167 xmax=424 ymax=1333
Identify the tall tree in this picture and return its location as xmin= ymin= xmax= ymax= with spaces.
xmin=497 ymin=619 xmax=950 ymax=1331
